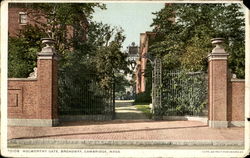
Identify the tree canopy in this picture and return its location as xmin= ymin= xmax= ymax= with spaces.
xmin=8 ymin=3 xmax=130 ymax=86
xmin=150 ymin=3 xmax=245 ymax=78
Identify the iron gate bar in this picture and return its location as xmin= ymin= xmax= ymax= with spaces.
xmin=152 ymin=57 xmax=162 ymax=120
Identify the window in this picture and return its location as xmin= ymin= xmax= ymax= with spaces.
xmin=19 ymin=12 xmax=27 ymax=24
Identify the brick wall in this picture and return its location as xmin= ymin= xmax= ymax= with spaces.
xmin=207 ymin=38 xmax=245 ymax=128
xmin=8 ymin=58 xmax=58 ymax=121
xmin=8 ymin=39 xmax=59 ymax=126
xmin=8 ymin=79 xmax=38 ymax=119
xmin=227 ymin=79 xmax=245 ymax=121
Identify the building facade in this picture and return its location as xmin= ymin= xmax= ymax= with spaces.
xmin=8 ymin=3 xmax=40 ymax=37
xmin=123 ymin=42 xmax=139 ymax=99
xmin=135 ymin=32 xmax=156 ymax=94
xmin=8 ymin=3 xmax=88 ymax=40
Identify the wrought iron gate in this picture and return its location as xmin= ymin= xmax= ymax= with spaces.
xmin=161 ymin=70 xmax=208 ymax=116
xmin=152 ymin=57 xmax=162 ymax=119
xmin=58 ymin=70 xmax=115 ymax=120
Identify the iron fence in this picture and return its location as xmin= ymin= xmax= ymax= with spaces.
xmin=161 ymin=70 xmax=208 ymax=116
xmin=58 ymin=70 xmax=115 ymax=119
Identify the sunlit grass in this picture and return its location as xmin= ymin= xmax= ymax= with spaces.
xmin=135 ymin=104 xmax=152 ymax=119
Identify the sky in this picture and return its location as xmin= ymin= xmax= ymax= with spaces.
xmin=92 ymin=3 xmax=164 ymax=51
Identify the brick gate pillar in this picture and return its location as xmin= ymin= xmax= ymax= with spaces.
xmin=37 ymin=38 xmax=59 ymax=126
xmin=208 ymin=38 xmax=229 ymax=128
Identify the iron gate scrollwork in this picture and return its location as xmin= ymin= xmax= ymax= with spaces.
xmin=152 ymin=57 xmax=162 ymax=119
xmin=151 ymin=57 xmax=208 ymax=119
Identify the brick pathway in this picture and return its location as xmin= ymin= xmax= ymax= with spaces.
xmin=8 ymin=120 xmax=243 ymax=141
xmin=8 ymin=100 xmax=244 ymax=142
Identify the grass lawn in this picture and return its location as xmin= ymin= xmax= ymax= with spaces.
xmin=134 ymin=104 xmax=152 ymax=119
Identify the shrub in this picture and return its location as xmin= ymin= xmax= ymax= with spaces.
xmin=134 ymin=92 xmax=152 ymax=104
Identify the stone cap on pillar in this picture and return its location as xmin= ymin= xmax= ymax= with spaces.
xmin=38 ymin=38 xmax=58 ymax=60
xmin=208 ymin=38 xmax=229 ymax=61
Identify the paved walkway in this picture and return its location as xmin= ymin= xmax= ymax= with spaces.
xmin=115 ymin=100 xmax=148 ymax=120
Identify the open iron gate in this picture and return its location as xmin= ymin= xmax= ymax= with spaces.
xmin=58 ymin=70 xmax=115 ymax=120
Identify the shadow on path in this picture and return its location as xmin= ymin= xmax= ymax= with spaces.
xmin=115 ymin=100 xmax=149 ymax=120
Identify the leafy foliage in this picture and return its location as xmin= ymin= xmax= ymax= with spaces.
xmin=8 ymin=3 xmax=106 ymax=77
xmin=147 ymin=4 xmax=244 ymax=116
xmin=114 ymin=74 xmax=131 ymax=99
xmin=8 ymin=3 xmax=131 ymax=116
xmin=25 ymin=3 xmax=106 ymax=53
xmin=58 ymin=71 xmax=113 ymax=115
xmin=134 ymin=92 xmax=152 ymax=104
xmin=150 ymin=3 xmax=245 ymax=77
xmin=9 ymin=3 xmax=130 ymax=83
xmin=161 ymin=70 xmax=207 ymax=116
xmin=57 ymin=22 xmax=129 ymax=115
xmin=90 ymin=24 xmax=130 ymax=88
xmin=8 ymin=25 xmax=46 ymax=77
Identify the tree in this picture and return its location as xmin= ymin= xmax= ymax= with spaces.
xmin=8 ymin=25 xmax=47 ymax=77
xmin=11 ymin=3 xmax=131 ymax=114
xmin=148 ymin=3 xmax=244 ymax=116
xmin=57 ymin=21 xmax=130 ymax=115
xmin=114 ymin=74 xmax=131 ymax=99
xmin=24 ymin=3 xmax=106 ymax=53
xmin=150 ymin=3 xmax=245 ymax=78
xmin=9 ymin=3 xmax=132 ymax=88
xmin=93 ymin=26 xmax=130 ymax=88
xmin=8 ymin=3 xmax=106 ymax=77
xmin=61 ymin=22 xmax=130 ymax=89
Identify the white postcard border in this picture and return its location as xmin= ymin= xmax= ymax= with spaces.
xmin=1 ymin=0 xmax=249 ymax=157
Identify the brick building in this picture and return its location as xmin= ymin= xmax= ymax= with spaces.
xmin=135 ymin=4 xmax=174 ymax=94
xmin=8 ymin=3 xmax=88 ymax=40
xmin=135 ymin=32 xmax=156 ymax=94
xmin=8 ymin=3 xmax=49 ymax=37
